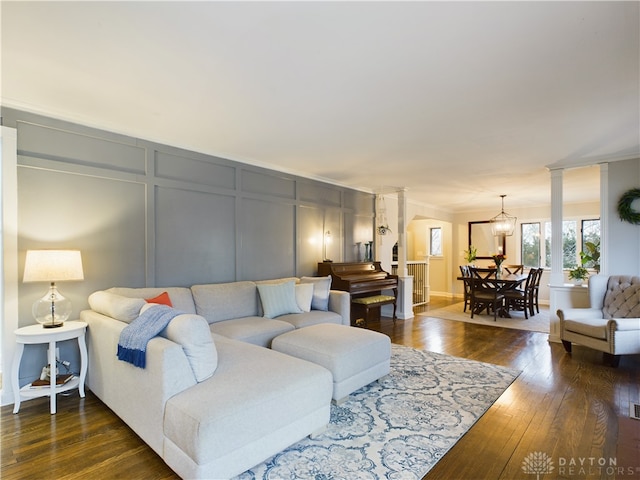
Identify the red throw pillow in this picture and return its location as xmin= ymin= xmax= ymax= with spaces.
xmin=145 ymin=291 xmax=173 ymax=307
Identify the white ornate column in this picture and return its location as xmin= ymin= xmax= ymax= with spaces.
xmin=395 ymin=188 xmax=413 ymax=320
xmin=549 ymin=168 xmax=564 ymax=286
xmin=396 ymin=188 xmax=408 ymax=277
xmin=2 ymin=126 xmax=19 ymax=406
xmin=599 ymin=163 xmax=609 ymax=275
xmin=548 ymin=168 xmax=564 ymax=342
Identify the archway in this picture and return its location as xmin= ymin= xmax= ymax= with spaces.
xmin=390 ymin=215 xmax=453 ymax=306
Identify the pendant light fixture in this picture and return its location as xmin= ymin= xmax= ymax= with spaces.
xmin=376 ymin=194 xmax=391 ymax=235
xmin=490 ymin=195 xmax=517 ymax=237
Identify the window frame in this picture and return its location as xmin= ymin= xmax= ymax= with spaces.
xmin=519 ymin=217 xmax=600 ymax=270
xmin=520 ymin=222 xmax=541 ymax=268
xmin=430 ymin=227 xmax=443 ymax=257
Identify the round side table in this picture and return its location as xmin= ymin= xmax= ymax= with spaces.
xmin=12 ymin=321 xmax=88 ymax=414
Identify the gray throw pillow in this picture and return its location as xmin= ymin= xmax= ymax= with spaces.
xmin=257 ymin=280 xmax=303 ymax=318
xmin=300 ymin=275 xmax=332 ymax=311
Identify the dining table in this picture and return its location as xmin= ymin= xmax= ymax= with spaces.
xmin=457 ymin=273 xmax=527 ymax=318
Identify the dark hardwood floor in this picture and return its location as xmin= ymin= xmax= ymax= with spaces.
xmin=2 ymin=298 xmax=639 ymax=480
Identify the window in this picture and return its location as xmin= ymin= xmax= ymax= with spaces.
xmin=545 ymin=222 xmax=552 ymax=268
xmin=430 ymin=227 xmax=442 ymax=256
xmin=520 ymin=218 xmax=600 ymax=269
xmin=580 ymin=219 xmax=601 ymax=270
xmin=582 ymin=219 xmax=600 ymax=246
xmin=562 ymin=220 xmax=578 ymax=268
xmin=521 ymin=223 xmax=541 ymax=267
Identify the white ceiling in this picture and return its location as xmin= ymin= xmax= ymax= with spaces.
xmin=2 ymin=1 xmax=639 ymax=213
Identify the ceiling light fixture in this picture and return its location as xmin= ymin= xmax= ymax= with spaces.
xmin=376 ymin=194 xmax=391 ymax=235
xmin=490 ymin=195 xmax=517 ymax=237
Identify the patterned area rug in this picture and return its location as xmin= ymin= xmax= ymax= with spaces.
xmin=425 ymin=301 xmax=550 ymax=333
xmin=235 ymin=344 xmax=520 ymax=480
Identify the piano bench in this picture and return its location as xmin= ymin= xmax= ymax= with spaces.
xmin=351 ymin=295 xmax=397 ymax=327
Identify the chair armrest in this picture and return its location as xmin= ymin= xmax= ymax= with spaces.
xmin=557 ymin=308 xmax=603 ymax=322
xmin=328 ymin=290 xmax=351 ymax=326
xmin=608 ymin=318 xmax=640 ymax=331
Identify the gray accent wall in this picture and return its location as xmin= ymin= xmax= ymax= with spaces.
xmin=3 ymin=108 xmax=374 ymax=384
xmin=4 ymin=107 xmax=375 ymax=323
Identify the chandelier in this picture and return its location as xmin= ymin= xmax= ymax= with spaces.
xmin=490 ymin=195 xmax=516 ymax=237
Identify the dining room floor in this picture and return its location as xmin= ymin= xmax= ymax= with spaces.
xmin=420 ymin=299 xmax=550 ymax=333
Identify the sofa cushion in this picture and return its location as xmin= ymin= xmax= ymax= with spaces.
xmin=137 ymin=304 xmax=218 ymax=382
xmin=295 ymin=284 xmax=314 ymax=312
xmin=88 ymin=291 xmax=146 ymax=323
xmin=564 ymin=318 xmax=608 ymax=340
xmin=257 ymin=280 xmax=302 ymax=318
xmin=163 ymin=313 xmax=218 ymax=382
xmin=300 ymin=275 xmax=332 ymax=311
xmin=164 ymin=335 xmax=332 ymax=466
xmin=191 ymin=281 xmax=258 ymax=323
xmin=208 ymin=316 xmax=294 ymax=348
xmin=107 ymin=287 xmax=196 ymax=314
xmin=602 ymin=276 xmax=640 ymax=319
xmin=254 ymin=277 xmax=299 ymax=286
xmin=278 ymin=310 xmax=343 ymax=329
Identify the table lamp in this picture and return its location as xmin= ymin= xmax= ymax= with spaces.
xmin=23 ymin=250 xmax=84 ymax=328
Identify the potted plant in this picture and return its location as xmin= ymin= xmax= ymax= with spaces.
xmin=568 ymin=265 xmax=589 ymax=285
xmin=579 ymin=241 xmax=600 ymax=274
xmin=464 ymin=245 xmax=477 ymax=264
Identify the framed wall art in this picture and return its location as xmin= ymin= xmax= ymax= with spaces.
xmin=468 ymin=220 xmax=506 ymax=259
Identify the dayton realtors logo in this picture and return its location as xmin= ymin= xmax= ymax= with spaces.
xmin=522 ymin=451 xmax=554 ymax=479
xmin=523 ymin=452 xmax=640 ymax=478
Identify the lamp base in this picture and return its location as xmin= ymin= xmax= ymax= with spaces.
xmin=33 ymin=283 xmax=72 ymax=328
xmin=42 ymin=322 xmax=64 ymax=329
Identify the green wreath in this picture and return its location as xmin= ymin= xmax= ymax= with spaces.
xmin=617 ymin=188 xmax=640 ymax=225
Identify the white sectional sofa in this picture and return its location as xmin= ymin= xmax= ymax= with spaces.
xmin=81 ymin=277 xmax=352 ymax=479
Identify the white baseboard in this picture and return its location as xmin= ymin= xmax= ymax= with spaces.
xmin=429 ymin=291 xmax=456 ymax=299
xmin=429 ymin=292 xmax=549 ymax=306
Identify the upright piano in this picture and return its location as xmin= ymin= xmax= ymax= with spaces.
xmin=317 ymin=261 xmax=398 ymax=326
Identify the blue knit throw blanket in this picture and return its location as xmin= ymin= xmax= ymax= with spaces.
xmin=117 ymin=304 xmax=181 ymax=368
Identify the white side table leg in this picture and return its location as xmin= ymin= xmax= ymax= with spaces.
xmin=12 ymin=343 xmax=24 ymax=414
xmin=48 ymin=340 xmax=57 ymax=414
xmin=77 ymin=332 xmax=87 ymax=398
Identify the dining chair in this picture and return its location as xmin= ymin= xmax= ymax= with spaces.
xmin=468 ymin=267 xmax=497 ymax=280
xmin=459 ymin=265 xmax=472 ymax=312
xmin=504 ymin=268 xmax=537 ymax=318
xmin=469 ymin=277 xmax=505 ymax=321
xmin=529 ymin=268 xmax=544 ymax=315
xmin=504 ymin=264 xmax=524 ymax=275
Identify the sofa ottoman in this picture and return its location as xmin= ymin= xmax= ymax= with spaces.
xmin=272 ymin=324 xmax=391 ymax=403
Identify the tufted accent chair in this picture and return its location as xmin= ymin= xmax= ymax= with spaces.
xmin=557 ymin=275 xmax=640 ymax=367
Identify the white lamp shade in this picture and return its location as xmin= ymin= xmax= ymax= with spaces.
xmin=23 ymin=250 xmax=84 ymax=283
